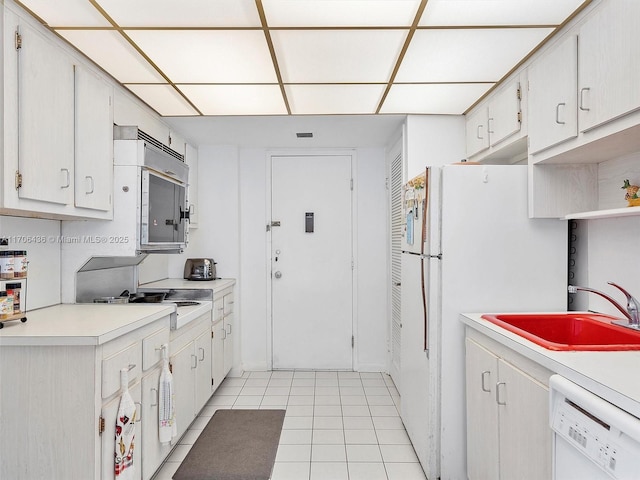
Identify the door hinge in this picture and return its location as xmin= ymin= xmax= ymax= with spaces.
xmin=212 ymin=378 xmax=214 ymax=386
xmin=15 ymin=31 xmax=22 ymax=50
xmin=516 ymin=84 xmax=522 ymax=100
xmin=98 ymin=415 xmax=105 ymax=435
xmin=517 ymin=111 xmax=522 ymax=123
xmin=351 ymin=259 xmax=355 ymax=270
xmin=169 ymin=362 xmax=173 ymax=374
xmin=15 ymin=171 xmax=22 ymax=190
xmin=351 ymin=336 xmax=354 ymax=348
xmin=211 ymin=330 xmax=214 ymax=339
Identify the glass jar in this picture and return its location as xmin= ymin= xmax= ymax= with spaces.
xmin=0 ymin=251 xmax=14 ymax=279
xmin=13 ymin=250 xmax=27 ymax=278
xmin=6 ymin=283 xmax=21 ymax=314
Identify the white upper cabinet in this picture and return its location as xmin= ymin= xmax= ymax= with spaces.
xmin=528 ymin=35 xmax=578 ymax=154
xmin=74 ymin=64 xmax=114 ymax=212
xmin=488 ymin=78 xmax=522 ymax=148
xmin=465 ymin=106 xmax=490 ymax=158
xmin=578 ymin=0 xmax=640 ymax=133
xmin=16 ymin=21 xmax=75 ymax=206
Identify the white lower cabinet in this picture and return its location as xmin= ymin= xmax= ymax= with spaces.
xmin=223 ymin=292 xmax=235 ymax=376
xmin=465 ymin=336 xmax=552 ymax=480
xmin=141 ymin=368 xmax=171 ymax=479
xmin=169 ymin=312 xmax=212 ymax=441
xmin=211 ymin=288 xmax=235 ymax=389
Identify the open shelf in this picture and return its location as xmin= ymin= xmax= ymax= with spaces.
xmin=565 ymin=206 xmax=640 ymax=220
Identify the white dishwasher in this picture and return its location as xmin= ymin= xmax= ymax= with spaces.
xmin=549 ymin=375 xmax=640 ymax=480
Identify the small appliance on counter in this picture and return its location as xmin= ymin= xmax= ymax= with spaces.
xmin=183 ymin=258 xmax=216 ymax=281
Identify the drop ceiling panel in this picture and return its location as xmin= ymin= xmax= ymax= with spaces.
xmin=380 ymin=83 xmax=494 ymax=114
xmin=262 ymin=0 xmax=421 ymax=27
xmin=271 ymin=30 xmax=406 ymax=83
xmin=178 ymin=84 xmax=287 ymax=115
xmin=96 ymin=0 xmax=261 ymax=27
xmin=286 ymin=84 xmax=387 ymax=115
xmin=396 ymin=28 xmax=553 ymax=82
xmin=125 ymin=84 xmax=199 ymax=116
xmin=56 ymin=30 xmax=165 ymax=83
xmin=18 ymin=0 xmax=110 ymax=26
xmin=421 ymin=0 xmax=588 ymax=26
xmin=125 ymin=30 xmax=277 ymax=83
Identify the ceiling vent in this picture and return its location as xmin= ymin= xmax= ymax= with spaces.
xmin=296 ymin=132 xmax=313 ymax=138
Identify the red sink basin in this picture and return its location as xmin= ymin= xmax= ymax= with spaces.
xmin=480 ymin=313 xmax=640 ymax=351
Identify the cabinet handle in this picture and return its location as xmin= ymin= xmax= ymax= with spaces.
xmin=487 ymin=118 xmax=494 ymax=134
xmin=496 ymin=382 xmax=507 ymax=406
xmin=191 ymin=354 xmax=198 ymax=369
xmin=85 ymin=175 xmax=94 ymax=194
xmin=199 ymin=347 xmax=205 ymax=361
xmin=226 ymin=324 xmax=232 ymax=335
xmin=579 ymin=87 xmax=590 ymax=111
xmin=476 ymin=124 xmax=484 ymax=140
xmin=61 ymin=168 xmax=70 ymax=188
xmin=481 ymin=370 xmax=491 ymax=393
xmin=189 ymin=204 xmax=195 ymax=216
xmin=151 ymin=387 xmax=158 ymax=407
xmin=222 ymin=329 xmax=227 ymax=340
xmin=555 ymin=103 xmax=566 ymax=124
xmin=135 ymin=402 xmax=142 ymax=422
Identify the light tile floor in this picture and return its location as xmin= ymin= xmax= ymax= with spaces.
xmin=153 ymin=371 xmax=428 ymax=480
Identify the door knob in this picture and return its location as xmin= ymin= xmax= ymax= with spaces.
xmin=274 ymin=271 xmax=282 ymax=279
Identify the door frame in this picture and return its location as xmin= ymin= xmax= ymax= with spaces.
xmin=265 ymin=149 xmax=358 ymax=371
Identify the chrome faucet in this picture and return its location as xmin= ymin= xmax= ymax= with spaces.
xmin=568 ymin=282 xmax=640 ymax=330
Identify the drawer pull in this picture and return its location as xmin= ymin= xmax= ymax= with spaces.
xmin=481 ymin=370 xmax=491 ymax=393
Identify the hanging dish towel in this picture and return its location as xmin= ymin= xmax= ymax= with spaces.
xmin=115 ymin=368 xmax=136 ymax=480
xmin=158 ymin=344 xmax=177 ymax=444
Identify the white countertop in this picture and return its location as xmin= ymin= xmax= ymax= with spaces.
xmin=461 ymin=312 xmax=640 ymax=418
xmin=139 ymin=278 xmax=235 ymax=293
xmin=0 ymin=303 xmax=174 ymax=346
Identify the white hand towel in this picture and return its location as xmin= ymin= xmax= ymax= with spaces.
xmin=159 ymin=345 xmax=177 ymax=444
xmin=115 ymin=368 xmax=136 ymax=480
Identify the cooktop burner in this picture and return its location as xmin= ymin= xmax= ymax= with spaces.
xmin=172 ymin=301 xmax=201 ymax=307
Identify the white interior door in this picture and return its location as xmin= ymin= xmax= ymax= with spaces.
xmin=271 ymin=154 xmax=353 ymax=370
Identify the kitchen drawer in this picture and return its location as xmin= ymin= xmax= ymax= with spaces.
xmin=142 ymin=326 xmax=170 ymax=371
xmin=213 ymin=298 xmax=224 ymax=322
xmin=223 ymin=293 xmax=234 ymax=316
xmin=102 ymin=342 xmax=142 ymax=399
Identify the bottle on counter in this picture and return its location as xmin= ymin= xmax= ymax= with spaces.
xmin=6 ymin=283 xmax=21 ymax=314
xmin=13 ymin=251 xmax=27 ymax=278
xmin=0 ymin=251 xmax=14 ymax=279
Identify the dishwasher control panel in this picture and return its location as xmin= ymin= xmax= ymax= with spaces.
xmin=550 ymin=375 xmax=640 ymax=480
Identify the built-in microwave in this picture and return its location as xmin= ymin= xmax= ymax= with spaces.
xmin=140 ymin=144 xmax=189 ymax=251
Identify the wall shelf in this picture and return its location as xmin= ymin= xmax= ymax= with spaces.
xmin=565 ymin=206 xmax=640 ymax=220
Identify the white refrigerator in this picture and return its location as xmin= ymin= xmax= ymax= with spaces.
xmin=400 ymin=164 xmax=567 ymax=480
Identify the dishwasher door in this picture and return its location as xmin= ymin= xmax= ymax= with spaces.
xmin=549 ymin=375 xmax=640 ymax=480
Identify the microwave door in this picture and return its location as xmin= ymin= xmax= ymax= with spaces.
xmin=147 ymin=172 xmax=180 ymax=243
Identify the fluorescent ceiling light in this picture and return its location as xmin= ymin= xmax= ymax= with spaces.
xmin=380 ymin=83 xmax=495 ymax=115
xmin=19 ymin=0 xmax=110 ymax=26
xmin=177 ymin=84 xmax=287 ymax=115
xmin=285 ymin=84 xmax=387 ymax=115
xmin=125 ymin=84 xmax=199 ymax=116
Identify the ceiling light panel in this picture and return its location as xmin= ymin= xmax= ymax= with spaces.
xmin=285 ymin=84 xmax=387 ymax=115
xmin=96 ymin=0 xmax=261 ymax=27
xmin=56 ymin=30 xmax=165 ymax=83
xmin=271 ymin=30 xmax=406 ymax=83
xmin=262 ymin=0 xmax=421 ymax=27
xmin=396 ymin=28 xmax=553 ymax=83
xmin=125 ymin=30 xmax=277 ymax=83
xmin=124 ymin=84 xmax=199 ymax=116
xmin=420 ymin=0 xmax=588 ymax=26
xmin=17 ymin=0 xmax=110 ymax=27
xmin=380 ymin=83 xmax=494 ymax=115
xmin=177 ymin=84 xmax=287 ymax=115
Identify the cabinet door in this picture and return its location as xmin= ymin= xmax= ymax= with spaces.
xmin=170 ymin=341 xmax=196 ymax=441
xmin=17 ymin=22 xmax=74 ymax=205
xmin=578 ymin=0 xmax=640 ymax=132
xmin=74 ymin=65 xmax=113 ymax=212
xmin=194 ymin=328 xmax=212 ymax=412
xmin=101 ymin=381 xmax=142 ymax=480
xmin=488 ymin=79 xmax=521 ymax=147
xmin=497 ymin=359 xmax=552 ymax=480
xmin=465 ymin=106 xmax=490 ymax=157
xmin=212 ymin=320 xmax=225 ymax=391
xmin=528 ymin=35 xmax=578 ymax=154
xmin=465 ymin=338 xmax=500 ymax=480
xmin=141 ymin=369 xmax=170 ymax=480
xmin=223 ymin=312 xmax=234 ymax=377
